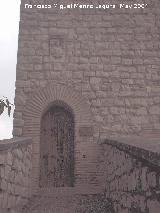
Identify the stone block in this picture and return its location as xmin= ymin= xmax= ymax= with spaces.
xmin=16 ymin=71 xmax=27 ymax=80
xmin=79 ymin=126 xmax=93 ymax=137
xmin=34 ymin=64 xmax=42 ymax=71
xmin=6 ymin=153 xmax=13 ymax=166
xmin=147 ymin=200 xmax=160 ymax=213
xmin=149 ymin=106 xmax=160 ymax=115
xmin=141 ymin=167 xmax=149 ymax=191
xmin=147 ymin=172 xmax=156 ymax=188
xmin=72 ymin=72 xmax=83 ymax=79
xmin=2 ymin=192 xmax=8 ymax=208
xmin=13 ymin=119 xmax=24 ymax=128
xmin=0 ymin=154 xmax=6 ymax=165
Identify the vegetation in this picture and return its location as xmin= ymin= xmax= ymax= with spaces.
xmin=0 ymin=97 xmax=13 ymax=117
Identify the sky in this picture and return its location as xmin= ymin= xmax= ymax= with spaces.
xmin=0 ymin=0 xmax=21 ymax=139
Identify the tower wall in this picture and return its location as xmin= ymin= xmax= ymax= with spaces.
xmin=13 ymin=0 xmax=160 ymax=191
xmin=14 ymin=0 xmax=160 ymax=138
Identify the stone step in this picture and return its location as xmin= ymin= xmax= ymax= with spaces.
xmin=0 ymin=208 xmax=21 ymax=213
xmin=22 ymin=195 xmax=78 ymax=213
xmin=32 ymin=186 xmax=103 ymax=197
xmin=21 ymin=194 xmax=114 ymax=213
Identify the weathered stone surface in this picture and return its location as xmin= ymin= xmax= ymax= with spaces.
xmin=79 ymin=126 xmax=93 ymax=137
xmin=21 ymin=193 xmax=114 ymax=213
xmin=14 ymin=0 xmax=160 ymax=139
xmin=0 ymin=138 xmax=32 ymax=211
xmin=102 ymin=137 xmax=160 ymax=213
xmin=8 ymin=0 xmax=160 ymax=212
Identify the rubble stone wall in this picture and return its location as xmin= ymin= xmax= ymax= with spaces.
xmin=102 ymin=137 xmax=160 ymax=213
xmin=0 ymin=138 xmax=32 ymax=212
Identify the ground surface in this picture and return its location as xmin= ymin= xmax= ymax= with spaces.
xmin=21 ymin=193 xmax=114 ymax=213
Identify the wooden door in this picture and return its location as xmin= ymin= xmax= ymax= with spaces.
xmin=39 ymin=105 xmax=74 ymax=187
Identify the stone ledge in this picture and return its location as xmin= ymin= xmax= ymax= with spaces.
xmin=0 ymin=137 xmax=32 ymax=151
xmin=102 ymin=136 xmax=160 ymax=167
xmin=33 ymin=186 xmax=103 ymax=196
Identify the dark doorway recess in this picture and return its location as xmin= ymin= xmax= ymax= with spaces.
xmin=39 ymin=102 xmax=74 ymax=187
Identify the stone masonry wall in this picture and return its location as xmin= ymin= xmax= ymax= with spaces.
xmin=102 ymin=137 xmax=160 ymax=213
xmin=0 ymin=138 xmax=32 ymax=212
xmin=14 ymin=0 xmax=160 ymax=139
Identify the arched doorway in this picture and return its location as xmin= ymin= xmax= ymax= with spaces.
xmin=39 ymin=102 xmax=74 ymax=187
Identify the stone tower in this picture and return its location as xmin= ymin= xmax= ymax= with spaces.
xmin=13 ymin=0 xmax=160 ymax=193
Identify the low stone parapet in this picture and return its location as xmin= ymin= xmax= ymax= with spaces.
xmin=0 ymin=137 xmax=32 ymax=212
xmin=102 ymin=136 xmax=160 ymax=213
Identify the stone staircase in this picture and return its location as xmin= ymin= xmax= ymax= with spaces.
xmin=19 ymin=188 xmax=114 ymax=213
